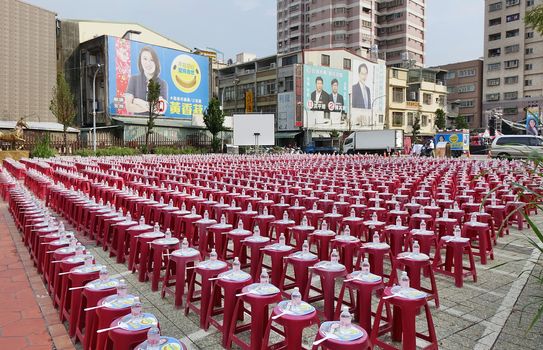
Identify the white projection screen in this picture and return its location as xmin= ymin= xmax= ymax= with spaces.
xmin=232 ymin=114 xmax=275 ymax=146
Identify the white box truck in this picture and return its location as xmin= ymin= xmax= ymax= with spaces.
xmin=343 ymin=130 xmax=404 ymax=154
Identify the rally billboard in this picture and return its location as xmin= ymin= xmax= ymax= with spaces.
xmin=526 ymin=108 xmax=540 ymax=136
xmin=107 ymin=36 xmax=209 ymax=119
xmin=303 ymin=65 xmax=349 ymax=130
xmin=349 ymin=59 xmax=387 ymax=128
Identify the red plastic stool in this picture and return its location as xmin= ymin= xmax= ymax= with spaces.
xmin=261 ymin=243 xmax=295 ymax=287
xmin=104 ymin=314 xmax=158 ymax=350
xmin=94 ymin=293 xmax=139 ymax=350
xmin=305 ymin=263 xmax=348 ymax=320
xmin=225 ymin=225 xmax=252 ymax=262
xmin=331 ymin=235 xmax=360 ymax=273
xmin=355 ymin=242 xmax=394 ymax=281
xmin=271 ymin=218 xmax=296 ymax=243
xmin=64 ymin=264 xmax=103 ymax=336
xmin=279 ymin=252 xmax=319 ymax=300
xmin=109 ymin=219 xmax=138 ymax=263
xmin=253 ymin=213 xmax=276 ymax=237
xmin=312 ymin=321 xmax=370 ymax=349
xmin=241 ymin=234 xmax=271 ymax=280
xmin=184 ymin=259 xmax=229 ymax=328
xmin=206 ymin=221 xmax=233 ymax=259
xmin=390 ymin=253 xmax=439 ymax=308
xmin=126 ymin=224 xmax=153 ymax=271
xmin=148 ymin=237 xmax=180 ymax=291
xmin=194 ymin=217 xmax=217 ymax=256
xmin=161 ymin=247 xmax=201 ymax=308
xmin=75 ymin=279 xmax=119 ymax=349
xmin=227 ymin=283 xmax=282 ymax=350
xmin=47 ymin=246 xmax=76 ymax=293
xmin=462 ymin=221 xmax=493 ymax=265
xmin=133 ymin=231 xmax=164 ymax=281
xmin=54 ymin=254 xmax=88 ymax=309
xmin=262 ymin=302 xmax=320 ymax=350
xmin=335 ymin=273 xmax=384 ymax=332
xmin=309 ymin=225 xmax=336 ymax=261
xmin=290 ymin=224 xmax=315 ymax=250
xmin=371 ymin=287 xmax=438 ymax=350
xmin=206 ymin=270 xmax=252 ymax=345
xmin=433 ymin=236 xmax=477 ymax=288
xmin=323 ymin=213 xmax=343 ymax=233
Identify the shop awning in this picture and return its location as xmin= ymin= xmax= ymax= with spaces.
xmin=275 ymin=131 xmax=301 ymax=139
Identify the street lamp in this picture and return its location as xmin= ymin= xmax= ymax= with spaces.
xmin=370 ymin=95 xmax=386 ymax=130
xmin=92 ymin=63 xmax=102 ymax=154
xmin=233 ymin=78 xmax=240 ymax=114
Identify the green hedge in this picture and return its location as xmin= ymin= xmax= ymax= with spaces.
xmin=153 ymin=146 xmax=203 ymax=155
xmin=30 ymin=134 xmax=56 ymax=158
xmin=74 ymin=147 xmax=141 ymax=157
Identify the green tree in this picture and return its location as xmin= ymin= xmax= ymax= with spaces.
xmin=412 ymin=115 xmax=421 ymax=144
xmin=525 ymin=4 xmax=543 ymax=34
xmin=49 ymin=73 xmax=76 ymax=154
xmin=435 ymin=108 xmax=446 ymax=130
xmin=454 ymin=115 xmax=469 ymax=130
xmin=329 ymin=129 xmax=340 ymax=152
xmin=203 ymin=97 xmax=225 ymax=153
xmin=144 ymin=79 xmax=162 ymax=153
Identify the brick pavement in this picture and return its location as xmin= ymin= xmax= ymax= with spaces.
xmin=0 ymin=204 xmax=74 ymax=350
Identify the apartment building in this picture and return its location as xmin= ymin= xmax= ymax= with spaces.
xmin=386 ymin=66 xmax=447 ymax=138
xmin=483 ymin=0 xmax=543 ymax=121
xmin=1 ymin=0 xmax=57 ymax=122
xmin=434 ymin=59 xmax=484 ymax=129
xmin=276 ymin=0 xmax=425 ymax=66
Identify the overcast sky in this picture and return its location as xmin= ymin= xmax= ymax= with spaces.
xmin=24 ymin=0 xmax=483 ymax=66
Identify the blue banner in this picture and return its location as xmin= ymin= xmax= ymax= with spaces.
xmin=107 ymin=36 xmax=209 ymax=119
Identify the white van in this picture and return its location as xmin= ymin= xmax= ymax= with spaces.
xmin=489 ymin=135 xmax=543 ymax=159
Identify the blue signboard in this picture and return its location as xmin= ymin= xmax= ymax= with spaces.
xmin=107 ymin=36 xmax=209 ymax=119
xmin=435 ymin=132 xmax=469 ymax=151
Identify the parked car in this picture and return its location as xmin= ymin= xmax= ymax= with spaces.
xmin=489 ymin=135 xmax=543 ymax=159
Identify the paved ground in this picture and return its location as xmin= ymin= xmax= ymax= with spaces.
xmin=1 ymin=198 xmax=542 ymax=349
xmin=0 ymin=204 xmax=74 ymax=350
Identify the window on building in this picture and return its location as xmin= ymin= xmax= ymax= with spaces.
xmin=392 ymin=112 xmax=404 ymax=127
xmin=321 ymin=54 xmax=330 ymax=66
xmin=392 ymin=87 xmax=405 ymax=103
xmin=458 ymin=69 xmax=476 ymax=78
xmin=489 ymin=1 xmax=502 ymax=11
xmin=504 ymin=60 xmax=519 ymax=69
xmin=457 ymin=84 xmax=476 ymax=93
xmin=486 ymin=93 xmax=500 ymax=101
xmin=423 ymin=93 xmax=432 ymax=105
xmin=506 ymin=0 xmax=520 ymax=7
xmin=489 ymin=33 xmax=501 ymax=41
xmin=526 ymin=47 xmax=534 ymax=54
xmin=257 ymin=80 xmax=276 ymax=96
xmin=487 ymin=78 xmax=501 ymax=86
xmin=506 ymin=29 xmax=520 ymax=37
xmin=503 ymin=107 xmax=518 ymax=115
xmin=504 ymin=76 xmax=518 ymax=84
xmin=503 ymin=91 xmax=518 ymax=100
xmin=407 ymin=112 xmax=415 ymax=126
xmin=527 ymin=0 xmax=535 ymax=6
xmin=525 ymin=63 xmax=533 ymax=70
xmin=392 ymin=69 xmax=399 ymax=79
xmin=489 ymin=18 xmax=502 ymax=26
xmin=438 ymin=95 xmax=445 ymax=107
xmin=284 ymin=76 xmax=294 ymax=91
xmin=525 ymin=79 xmax=533 ymax=86
xmin=526 ymin=31 xmax=534 ymax=39
xmin=459 ymin=100 xmax=475 ymax=108
xmin=343 ymin=58 xmax=351 ymax=70
xmin=421 ymin=115 xmax=429 ymax=127
xmin=487 ymin=62 xmax=501 ymax=71
xmin=505 ymin=44 xmax=520 ymax=54
xmin=445 ymin=71 xmax=456 ymax=80
xmin=506 ymin=13 xmax=520 ymax=22
xmin=447 ymin=86 xmax=456 ymax=93
xmin=488 ymin=48 xmax=501 ymax=57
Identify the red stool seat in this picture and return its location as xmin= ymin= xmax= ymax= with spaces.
xmin=433 ymin=236 xmax=477 ymax=287
xmin=313 ymin=321 xmax=370 ymax=349
xmin=161 ymin=247 xmax=201 ymax=308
